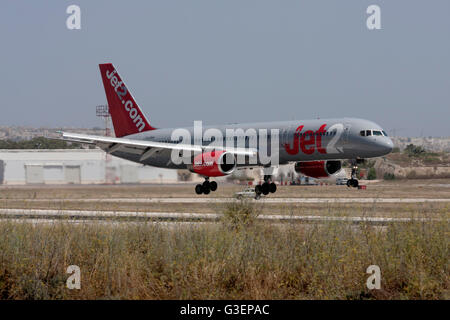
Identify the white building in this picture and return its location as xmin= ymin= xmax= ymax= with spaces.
xmin=0 ymin=149 xmax=178 ymax=185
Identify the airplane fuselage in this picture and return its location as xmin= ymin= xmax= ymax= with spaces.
xmin=117 ymin=117 xmax=393 ymax=169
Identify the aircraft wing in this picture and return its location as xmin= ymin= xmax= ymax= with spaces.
xmin=58 ymin=132 xmax=257 ymax=161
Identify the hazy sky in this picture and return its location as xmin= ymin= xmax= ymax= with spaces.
xmin=1 ymin=1 xmax=449 ymax=136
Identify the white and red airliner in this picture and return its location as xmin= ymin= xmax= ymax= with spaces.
xmin=59 ymin=63 xmax=393 ymax=195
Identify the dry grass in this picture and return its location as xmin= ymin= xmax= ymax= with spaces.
xmin=0 ymin=202 xmax=448 ymax=300
xmin=0 ymin=180 xmax=448 ymax=299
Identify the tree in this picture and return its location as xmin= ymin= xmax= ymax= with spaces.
xmin=0 ymin=137 xmax=82 ymax=149
xmin=404 ymin=144 xmax=426 ymax=157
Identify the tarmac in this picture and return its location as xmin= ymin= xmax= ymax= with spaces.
xmin=8 ymin=197 xmax=450 ymax=203
xmin=0 ymin=208 xmax=445 ymax=226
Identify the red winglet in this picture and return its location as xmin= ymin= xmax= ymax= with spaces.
xmin=99 ymin=63 xmax=155 ymax=137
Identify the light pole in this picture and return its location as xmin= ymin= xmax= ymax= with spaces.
xmin=96 ymin=105 xmax=114 ymax=184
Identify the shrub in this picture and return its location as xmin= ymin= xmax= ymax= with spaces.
xmin=404 ymin=144 xmax=426 ymax=157
xmin=221 ymin=199 xmax=260 ymax=229
xmin=383 ymin=173 xmax=396 ymax=180
xmin=367 ymin=168 xmax=377 ymax=180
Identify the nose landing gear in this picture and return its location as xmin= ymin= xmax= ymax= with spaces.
xmin=195 ymin=178 xmax=218 ymax=195
xmin=255 ymin=175 xmax=277 ymax=196
xmin=347 ymin=161 xmax=360 ymax=188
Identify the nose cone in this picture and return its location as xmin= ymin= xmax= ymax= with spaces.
xmin=376 ymin=138 xmax=394 ymax=155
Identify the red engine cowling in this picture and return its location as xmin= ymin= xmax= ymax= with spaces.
xmin=191 ymin=150 xmax=236 ymax=177
xmin=294 ymin=160 xmax=341 ymax=178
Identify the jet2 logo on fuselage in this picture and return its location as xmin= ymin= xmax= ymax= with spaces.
xmin=284 ymin=124 xmax=327 ymax=155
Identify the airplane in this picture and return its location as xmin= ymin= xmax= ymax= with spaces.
xmin=59 ymin=63 xmax=394 ymax=195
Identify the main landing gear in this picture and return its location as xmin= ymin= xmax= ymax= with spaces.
xmin=347 ymin=161 xmax=360 ymax=188
xmin=255 ymin=175 xmax=277 ymax=196
xmin=195 ymin=178 xmax=218 ymax=195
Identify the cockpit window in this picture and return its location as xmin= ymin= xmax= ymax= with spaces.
xmin=361 ymin=129 xmax=388 ymax=137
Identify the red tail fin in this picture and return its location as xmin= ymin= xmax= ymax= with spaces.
xmin=99 ymin=63 xmax=155 ymax=137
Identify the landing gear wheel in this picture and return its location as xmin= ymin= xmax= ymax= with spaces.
xmin=262 ymin=173 xmax=277 ymax=194
xmin=261 ymin=182 xmax=270 ymax=195
xmin=210 ymin=181 xmax=217 ymax=192
xmin=347 ymin=179 xmax=358 ymax=188
xmin=269 ymin=182 xmax=277 ymax=193
xmin=255 ymin=185 xmax=262 ymax=195
xmin=195 ymin=184 xmax=203 ymax=194
xmin=347 ymin=160 xmax=362 ymax=189
xmin=202 ymin=181 xmax=211 ymax=195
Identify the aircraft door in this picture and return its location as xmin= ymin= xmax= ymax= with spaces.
xmin=281 ymin=128 xmax=288 ymax=146
xmin=283 ymin=124 xmax=296 ymax=146
xmin=343 ymin=123 xmax=351 ymax=143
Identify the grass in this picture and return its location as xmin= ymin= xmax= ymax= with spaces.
xmin=0 ymin=202 xmax=448 ymax=300
xmin=0 ymin=181 xmax=448 ymax=299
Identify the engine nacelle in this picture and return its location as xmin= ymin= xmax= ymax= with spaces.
xmin=191 ymin=150 xmax=236 ymax=177
xmin=294 ymin=160 xmax=341 ymax=178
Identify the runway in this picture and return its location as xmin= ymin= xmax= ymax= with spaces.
xmin=0 ymin=208 xmax=445 ymax=225
xmin=8 ymin=197 xmax=450 ymax=203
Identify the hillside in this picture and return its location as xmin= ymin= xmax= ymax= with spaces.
xmin=375 ymin=145 xmax=450 ymax=179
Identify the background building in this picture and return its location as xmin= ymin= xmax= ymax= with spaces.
xmin=0 ymin=149 xmax=178 ymax=185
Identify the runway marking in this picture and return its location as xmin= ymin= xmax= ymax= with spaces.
xmin=0 ymin=208 xmax=446 ymax=225
xmin=6 ymin=197 xmax=450 ymax=204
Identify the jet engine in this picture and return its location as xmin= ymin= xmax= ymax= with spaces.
xmin=190 ymin=150 xmax=236 ymax=177
xmin=294 ymin=160 xmax=342 ymax=178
